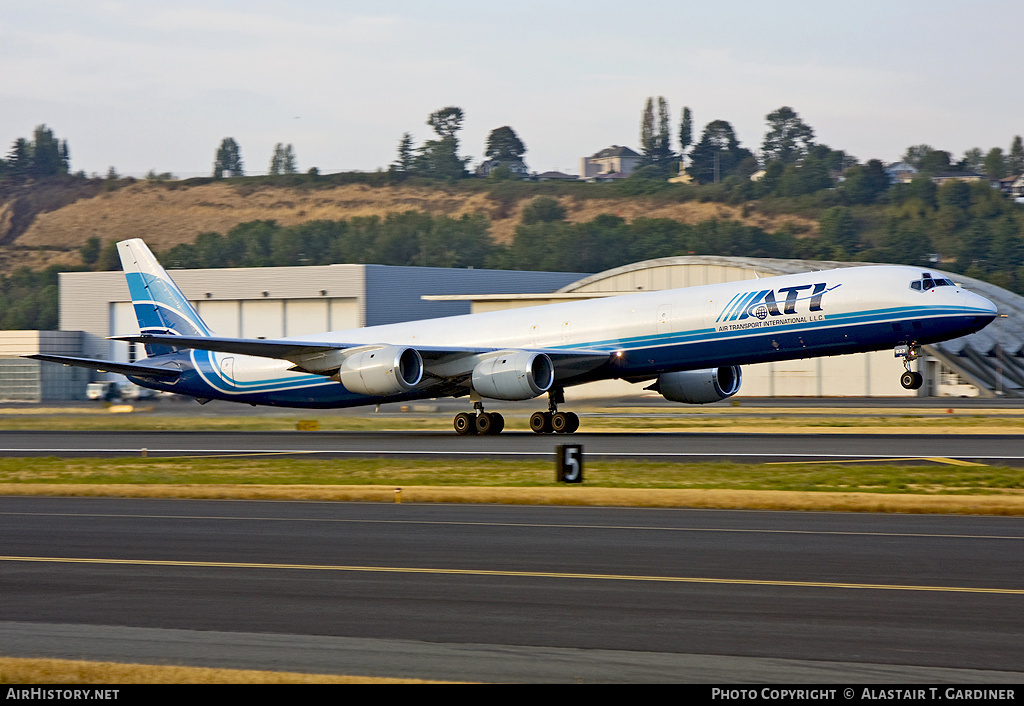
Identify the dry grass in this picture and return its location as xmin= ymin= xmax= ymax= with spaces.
xmin=14 ymin=181 xmax=818 ymax=254
xmin=2 ymin=483 xmax=1022 ymax=515
xmin=0 ymin=657 xmax=447 ymax=684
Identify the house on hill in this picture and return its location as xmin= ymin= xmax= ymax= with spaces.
xmin=580 ymin=145 xmax=642 ymax=181
xmin=885 ymin=161 xmax=918 ymax=184
xmin=475 ymin=158 xmax=530 ymax=178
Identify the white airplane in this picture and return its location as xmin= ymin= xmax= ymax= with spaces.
xmin=30 ymin=239 xmax=998 ymax=434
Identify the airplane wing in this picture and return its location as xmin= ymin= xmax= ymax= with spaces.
xmin=112 ymin=333 xmax=612 ymax=381
xmin=24 ymin=354 xmax=182 ymax=381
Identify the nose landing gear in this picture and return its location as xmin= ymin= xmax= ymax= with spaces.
xmin=895 ymin=343 xmax=924 ymax=390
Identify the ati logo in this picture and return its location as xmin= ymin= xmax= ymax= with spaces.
xmin=716 ymin=283 xmax=839 ymax=323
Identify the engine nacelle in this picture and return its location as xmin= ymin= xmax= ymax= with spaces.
xmin=472 ymin=351 xmax=554 ymax=401
xmin=336 ymin=345 xmax=423 ymax=396
xmin=652 ymin=366 xmax=742 ymax=404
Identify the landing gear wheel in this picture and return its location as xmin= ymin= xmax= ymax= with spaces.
xmin=551 ymin=411 xmax=579 ymax=434
xmin=454 ymin=412 xmax=477 ymax=435
xmin=530 ymin=411 xmax=553 ymax=434
xmin=475 ymin=412 xmax=504 ymax=435
xmin=900 ymin=371 xmax=923 ymax=390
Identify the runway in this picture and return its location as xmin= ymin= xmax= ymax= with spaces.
xmin=1 ymin=496 xmax=1022 ymax=682
xmin=2 ymin=429 xmax=1024 ymax=465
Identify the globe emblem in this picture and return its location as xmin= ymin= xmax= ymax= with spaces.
xmin=754 ymin=305 xmax=769 ymax=320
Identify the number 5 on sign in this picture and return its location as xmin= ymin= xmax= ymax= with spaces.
xmin=557 ymin=444 xmax=583 ymax=483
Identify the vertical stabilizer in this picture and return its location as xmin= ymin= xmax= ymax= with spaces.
xmin=118 ymin=239 xmax=211 ymax=355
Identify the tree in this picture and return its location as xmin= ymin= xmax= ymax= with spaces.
xmin=521 ymin=196 xmax=566 ymax=225
xmin=30 ymin=125 xmax=69 ymax=179
xmin=640 ymin=98 xmax=655 ymax=166
xmin=984 ymin=148 xmax=1007 ymax=179
xmin=80 ymin=237 xmax=101 ymax=267
xmin=391 ymin=133 xmax=415 ymax=173
xmin=415 ymin=107 xmax=469 ymax=179
xmin=1009 ymin=136 xmax=1024 ymax=176
xmin=485 ymin=126 xmax=526 ymax=160
xmin=840 ymin=159 xmax=889 ymax=205
xmin=213 ymin=138 xmax=243 ymax=178
xmin=761 ymin=107 xmax=814 ymax=165
xmin=902 ymin=144 xmax=934 ymax=169
xmin=2 ymin=125 xmax=70 ymax=182
xmin=5 ymin=138 xmax=31 ymax=180
xmin=639 ymin=97 xmax=674 ymax=172
xmin=818 ymin=206 xmax=858 ymax=254
xmin=678 ymin=107 xmax=693 ymax=160
xmin=654 ymin=97 xmax=673 ymax=169
xmin=686 ymin=120 xmax=755 ymax=184
xmin=918 ymin=149 xmax=953 ymax=175
xmin=269 ymin=143 xmax=297 ymax=175
xmin=427 ymin=106 xmax=464 ymax=140
xmin=959 ymin=148 xmax=984 ymax=173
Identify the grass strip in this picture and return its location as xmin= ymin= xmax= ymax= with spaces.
xmin=0 ymin=456 xmax=1022 ymax=514
xmin=0 ymin=657 xmax=446 ymax=684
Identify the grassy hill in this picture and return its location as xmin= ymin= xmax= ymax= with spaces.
xmin=0 ymin=175 xmax=818 ymax=275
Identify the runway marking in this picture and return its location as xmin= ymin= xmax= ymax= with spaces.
xmin=3 ymin=512 xmax=1023 ymax=541
xmin=2 ymin=555 xmax=1022 ymax=595
xmin=767 ymin=456 xmax=989 ymax=467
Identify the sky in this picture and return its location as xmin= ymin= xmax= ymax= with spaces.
xmin=2 ymin=0 xmax=1022 ymax=178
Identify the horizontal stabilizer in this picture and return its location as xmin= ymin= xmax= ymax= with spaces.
xmin=25 ymin=354 xmax=182 ymax=381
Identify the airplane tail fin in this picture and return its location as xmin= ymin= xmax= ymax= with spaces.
xmin=117 ymin=238 xmax=211 ymax=356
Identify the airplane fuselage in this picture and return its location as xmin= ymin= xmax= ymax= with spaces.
xmin=128 ymin=265 xmax=997 ymax=408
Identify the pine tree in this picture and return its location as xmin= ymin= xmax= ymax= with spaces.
xmin=213 ymin=138 xmax=243 ymax=178
xmin=640 ymin=98 xmax=655 ymax=166
xmin=281 ymin=144 xmax=297 ymax=174
xmin=761 ymin=107 xmax=815 ymax=165
xmin=654 ymin=97 xmax=673 ymax=169
xmin=392 ymin=133 xmax=415 ymax=173
xmin=1009 ymin=136 xmax=1024 ymax=176
xmin=678 ymin=107 xmax=693 ymax=161
xmin=269 ymin=143 xmax=284 ymax=175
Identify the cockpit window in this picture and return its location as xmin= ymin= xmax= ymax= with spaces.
xmin=910 ymin=273 xmax=956 ymax=291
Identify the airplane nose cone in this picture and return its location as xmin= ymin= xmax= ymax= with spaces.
xmin=962 ymin=290 xmax=998 ymax=322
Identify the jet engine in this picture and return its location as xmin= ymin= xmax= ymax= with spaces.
xmin=650 ymin=366 xmax=742 ymax=404
xmin=471 ymin=351 xmax=554 ymax=400
xmin=335 ymin=345 xmax=423 ymax=396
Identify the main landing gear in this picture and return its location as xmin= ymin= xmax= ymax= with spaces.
xmin=529 ymin=388 xmax=579 ymax=435
xmin=451 ymin=388 xmax=581 ymax=435
xmin=895 ymin=343 xmax=924 ymax=390
xmin=453 ymin=397 xmax=505 ymax=436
